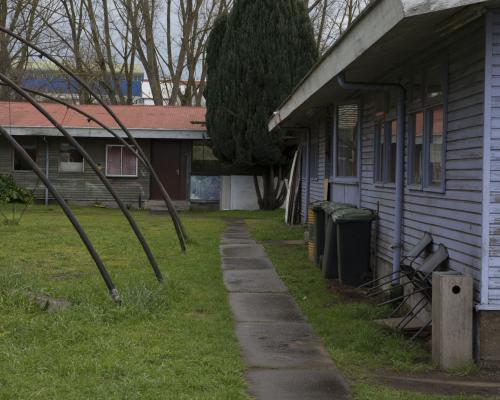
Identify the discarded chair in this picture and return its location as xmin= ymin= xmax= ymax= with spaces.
xmin=360 ymin=232 xmax=433 ymax=295
xmin=380 ymin=244 xmax=449 ymax=340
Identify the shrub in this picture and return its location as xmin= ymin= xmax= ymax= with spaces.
xmin=0 ymin=175 xmax=35 ymax=225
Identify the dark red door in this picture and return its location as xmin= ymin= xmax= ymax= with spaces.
xmin=150 ymin=140 xmax=190 ymax=200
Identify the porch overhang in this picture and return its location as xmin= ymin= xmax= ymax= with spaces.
xmin=2 ymin=126 xmax=206 ymax=140
xmin=268 ymin=0 xmax=488 ymax=131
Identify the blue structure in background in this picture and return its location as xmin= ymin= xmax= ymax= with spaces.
xmin=20 ymin=63 xmax=145 ymax=99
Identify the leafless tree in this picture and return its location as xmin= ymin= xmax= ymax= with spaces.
xmin=0 ymin=0 xmax=57 ymax=99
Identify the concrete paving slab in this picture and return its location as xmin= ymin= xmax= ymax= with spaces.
xmin=222 ymin=257 xmax=274 ymax=271
xmin=220 ymin=238 xmax=257 ymax=245
xmin=229 ymin=293 xmax=304 ymax=323
xmin=225 ymin=226 xmax=250 ymax=234
xmin=222 ymin=233 xmax=253 ymax=240
xmin=224 ymin=270 xmax=287 ymax=293
xmin=246 ymin=369 xmax=351 ymax=400
xmin=220 ymin=244 xmax=266 ymax=258
xmin=235 ymin=322 xmax=334 ymax=369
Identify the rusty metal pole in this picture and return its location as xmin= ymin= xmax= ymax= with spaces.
xmin=0 ymin=126 xmax=121 ymax=303
xmin=0 ymin=72 xmax=164 ymax=283
xmin=0 ymin=26 xmax=188 ymax=251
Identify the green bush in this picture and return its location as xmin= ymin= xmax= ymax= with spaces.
xmin=0 ymin=175 xmax=34 ymax=225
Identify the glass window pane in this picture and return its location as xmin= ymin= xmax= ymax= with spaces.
xmin=336 ymin=104 xmax=359 ymax=177
xmin=14 ymin=137 xmax=37 ymax=171
xmin=192 ymin=142 xmax=218 ymax=161
xmin=430 ymin=107 xmax=444 ymax=186
xmin=375 ymin=122 xmax=384 ymax=183
xmin=426 ymin=66 xmax=443 ymax=101
xmin=388 ymin=120 xmax=397 ymax=183
xmin=412 ymin=112 xmax=424 ymax=184
xmin=190 ymin=176 xmax=221 ymax=201
xmin=59 ymin=142 xmax=84 ymax=172
xmin=107 ymin=146 xmax=122 ymax=176
xmin=122 ymin=147 xmax=137 ymax=176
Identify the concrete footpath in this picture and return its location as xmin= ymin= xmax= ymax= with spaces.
xmin=220 ymin=219 xmax=351 ymax=400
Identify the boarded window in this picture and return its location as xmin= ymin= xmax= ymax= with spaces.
xmin=59 ymin=142 xmax=84 ymax=172
xmin=13 ymin=137 xmax=37 ymax=171
xmin=106 ymin=145 xmax=138 ymax=177
xmin=336 ymin=104 xmax=359 ymax=177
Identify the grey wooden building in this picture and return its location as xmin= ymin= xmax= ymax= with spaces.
xmin=0 ymin=103 xmax=209 ymax=209
xmin=269 ymin=0 xmax=500 ymax=366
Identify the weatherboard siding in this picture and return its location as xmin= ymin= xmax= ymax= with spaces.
xmin=359 ymin=17 xmax=485 ymax=299
xmin=0 ymin=136 xmax=150 ymax=207
xmin=485 ymin=9 xmax=500 ymax=306
xmin=300 ymin=117 xmax=328 ymax=222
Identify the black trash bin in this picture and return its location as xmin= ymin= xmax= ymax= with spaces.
xmin=312 ymin=201 xmax=329 ymax=266
xmin=333 ymin=208 xmax=376 ymax=287
xmin=321 ymin=203 xmax=353 ymax=279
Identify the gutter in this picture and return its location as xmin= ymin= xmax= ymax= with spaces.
xmin=337 ymin=74 xmax=406 ymax=279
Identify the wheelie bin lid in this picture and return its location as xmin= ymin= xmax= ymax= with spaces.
xmin=311 ymin=200 xmax=330 ymax=211
xmin=323 ymin=202 xmax=354 ymax=215
xmin=332 ymin=207 xmax=376 ymax=222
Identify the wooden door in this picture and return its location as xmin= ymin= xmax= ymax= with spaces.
xmin=150 ymin=140 xmax=190 ymax=200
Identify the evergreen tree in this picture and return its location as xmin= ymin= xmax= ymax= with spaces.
xmin=206 ymin=0 xmax=318 ymax=209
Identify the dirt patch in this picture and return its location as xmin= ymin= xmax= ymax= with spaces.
xmin=373 ymin=370 xmax=500 ymax=397
xmin=325 ymin=279 xmax=379 ymax=304
xmin=261 ymin=240 xmax=305 ymax=247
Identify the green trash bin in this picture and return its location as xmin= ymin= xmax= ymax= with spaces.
xmin=312 ymin=201 xmax=329 ymax=267
xmin=321 ymin=202 xmax=353 ymax=278
xmin=333 ymin=208 xmax=376 ymax=287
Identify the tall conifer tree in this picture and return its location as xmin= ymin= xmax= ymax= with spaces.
xmin=206 ymin=0 xmax=318 ymax=209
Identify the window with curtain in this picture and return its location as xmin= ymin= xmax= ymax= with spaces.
xmin=105 ymin=145 xmax=138 ymax=177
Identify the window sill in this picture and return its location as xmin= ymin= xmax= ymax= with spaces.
xmin=407 ymin=184 xmax=445 ymax=194
xmin=106 ymin=175 xmax=139 ymax=179
xmin=330 ymin=177 xmax=359 ymax=185
xmin=374 ymin=182 xmax=396 ymax=189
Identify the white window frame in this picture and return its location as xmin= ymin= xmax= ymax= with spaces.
xmin=105 ymin=145 xmax=138 ymax=178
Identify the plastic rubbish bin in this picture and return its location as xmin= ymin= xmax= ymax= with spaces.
xmin=333 ymin=208 xmax=376 ymax=287
xmin=321 ymin=202 xmax=353 ymax=278
xmin=312 ymin=201 xmax=329 ymax=266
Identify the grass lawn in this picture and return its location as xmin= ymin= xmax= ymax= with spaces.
xmin=243 ymin=211 xmax=495 ymax=400
xmin=0 ymin=206 xmax=249 ymax=399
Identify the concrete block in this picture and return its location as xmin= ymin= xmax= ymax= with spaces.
xmin=478 ymin=310 xmax=500 ymax=369
xmin=432 ymin=271 xmax=473 ymax=370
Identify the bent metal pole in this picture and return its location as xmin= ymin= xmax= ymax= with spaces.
xmin=0 ymin=26 xmax=187 ymax=251
xmin=0 ymin=126 xmax=121 ymax=303
xmin=0 ymin=85 xmax=177 ymax=238
xmin=0 ymin=72 xmax=164 ymax=283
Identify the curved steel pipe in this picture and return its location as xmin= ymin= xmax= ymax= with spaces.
xmin=0 ymin=126 xmax=120 ymax=303
xmin=0 ymin=72 xmax=164 ymax=283
xmin=0 ymin=26 xmax=187 ymax=251
xmin=0 ymin=84 xmax=187 ymax=253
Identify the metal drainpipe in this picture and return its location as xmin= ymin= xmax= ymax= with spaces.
xmin=43 ymin=136 xmax=49 ymax=206
xmin=305 ymin=128 xmax=311 ymax=224
xmin=337 ymin=74 xmax=406 ymax=279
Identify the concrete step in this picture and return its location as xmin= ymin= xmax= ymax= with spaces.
xmin=144 ymin=200 xmax=190 ymax=212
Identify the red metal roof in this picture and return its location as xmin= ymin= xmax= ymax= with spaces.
xmin=0 ymin=102 xmax=206 ymax=131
